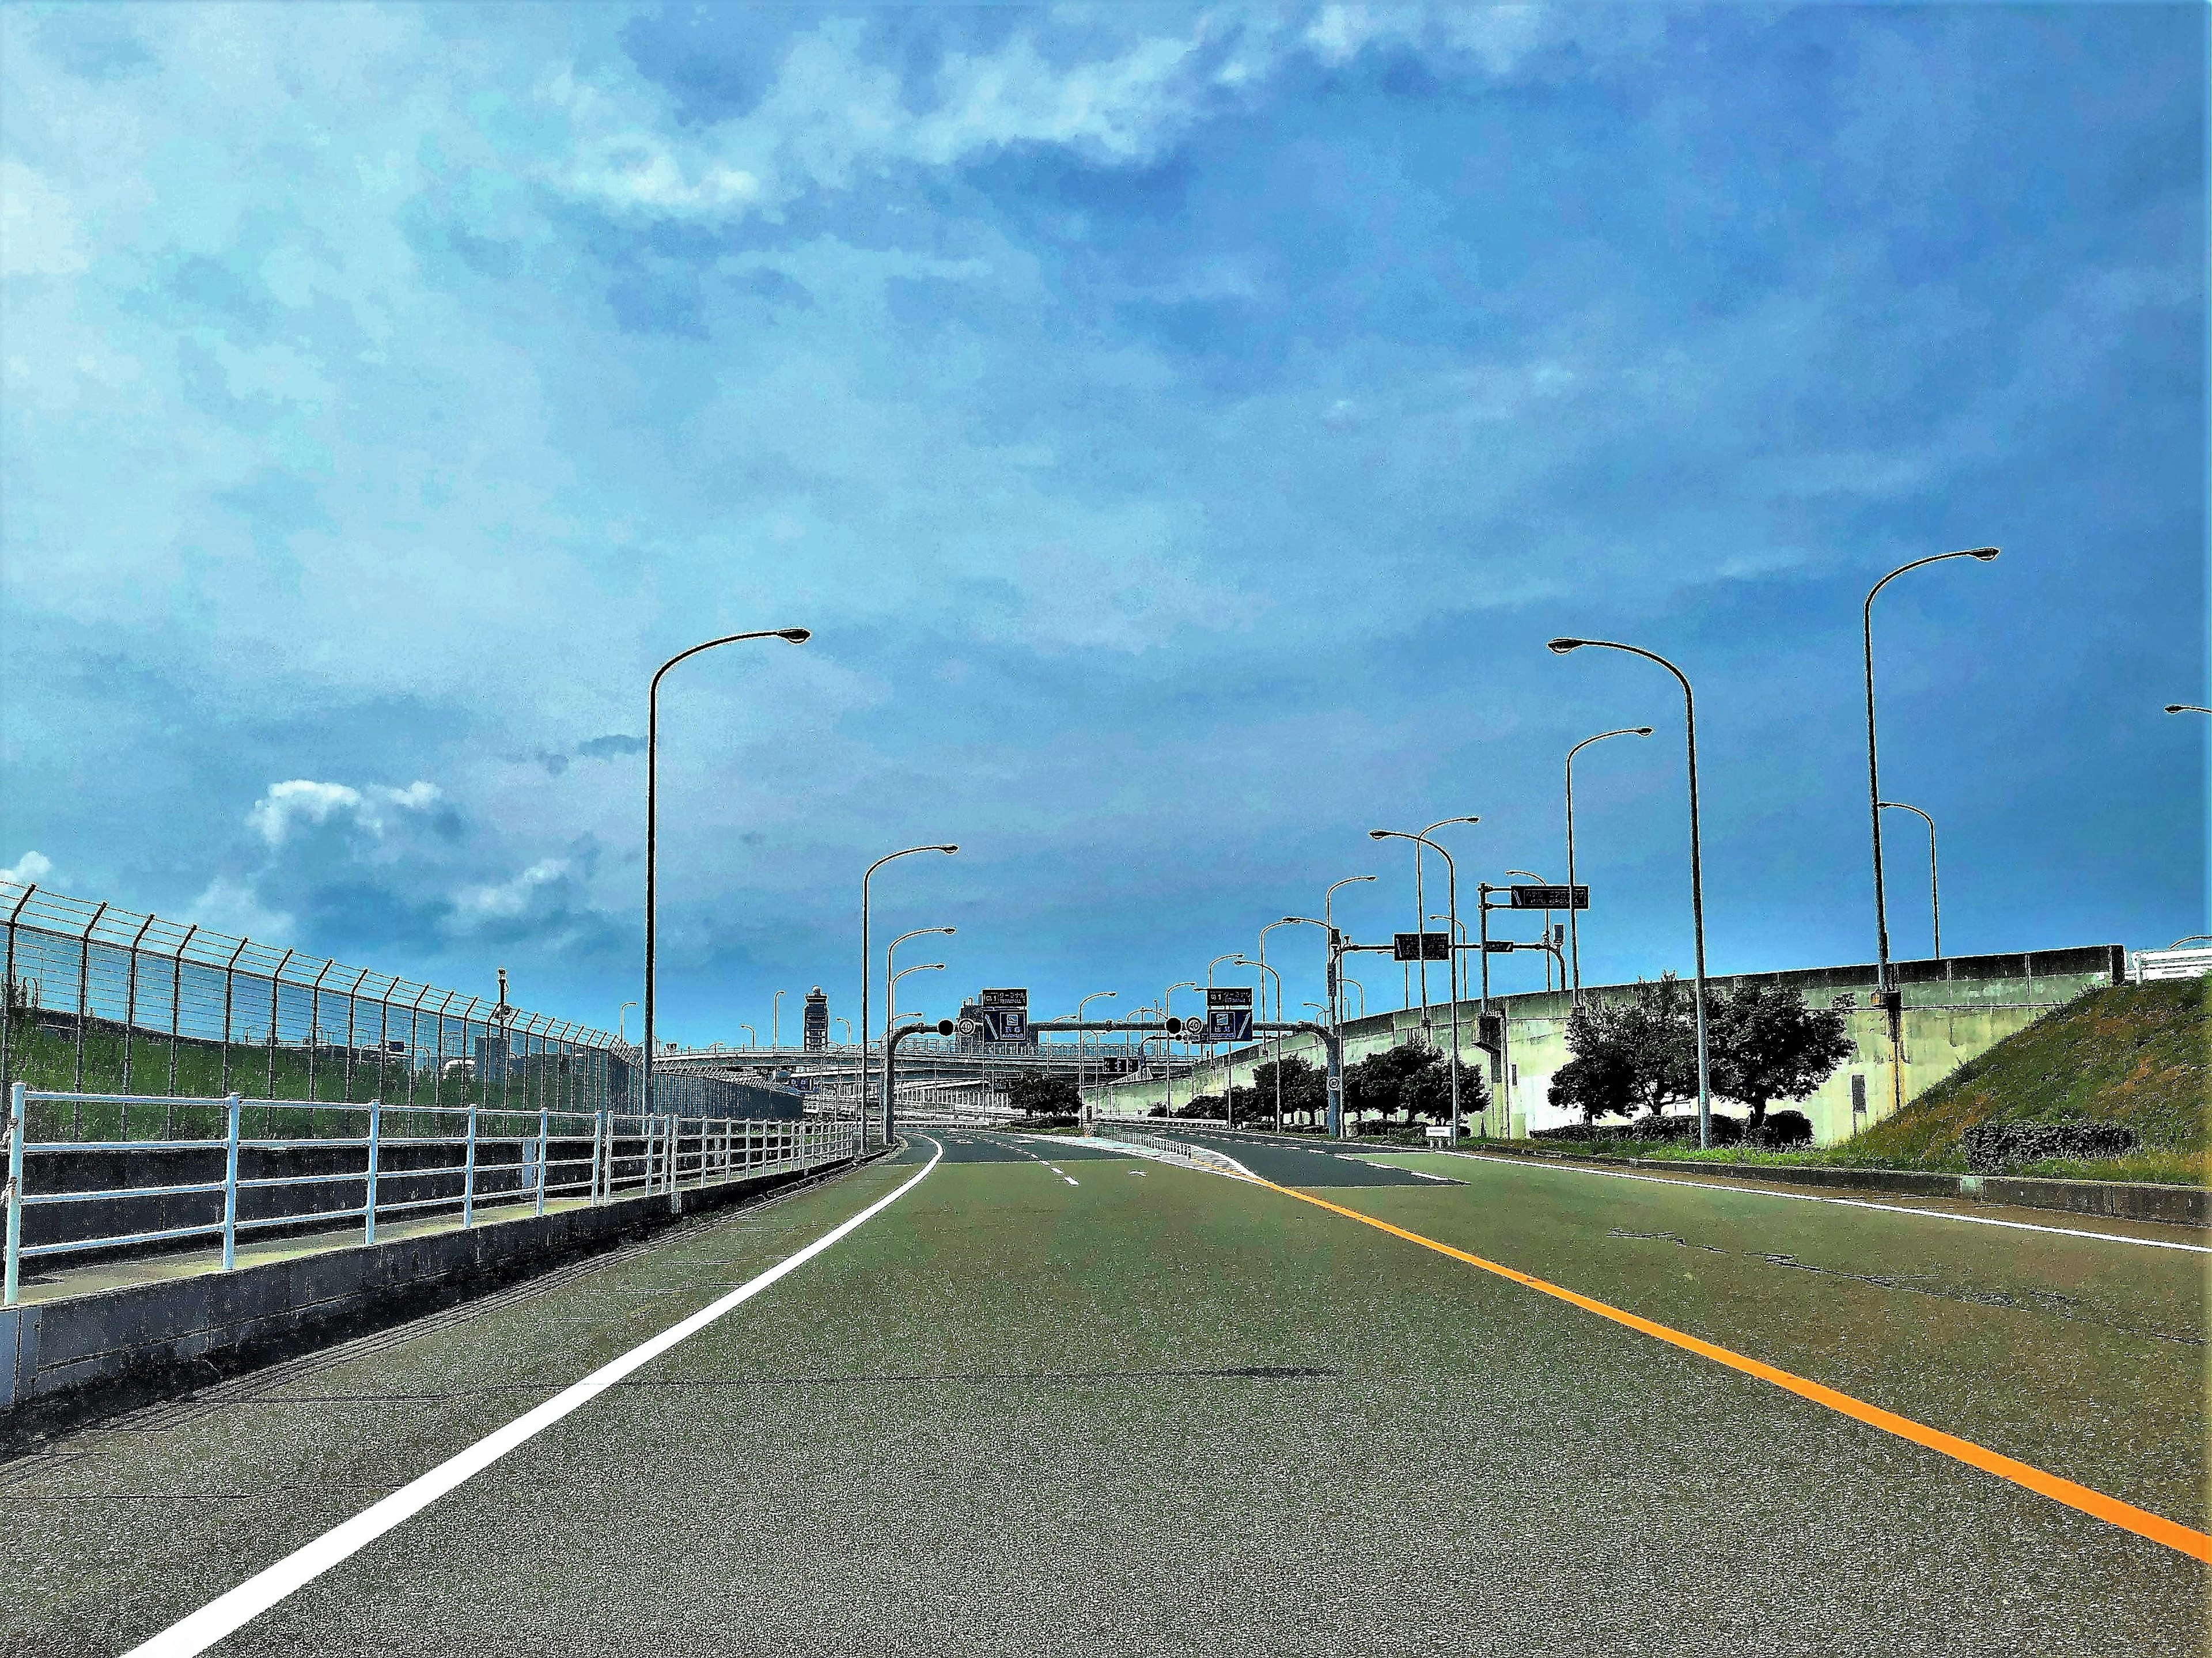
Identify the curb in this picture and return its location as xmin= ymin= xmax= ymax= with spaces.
xmin=1430 ymin=1142 xmax=2207 ymax=1229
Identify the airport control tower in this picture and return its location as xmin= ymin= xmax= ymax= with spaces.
xmin=803 ymin=987 xmax=829 ymax=1051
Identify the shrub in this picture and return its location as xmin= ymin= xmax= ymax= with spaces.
xmin=1962 ymin=1121 xmax=2138 ymax=1173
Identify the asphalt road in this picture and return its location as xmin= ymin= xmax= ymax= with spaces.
xmin=1 ymin=1131 xmax=2201 ymax=1656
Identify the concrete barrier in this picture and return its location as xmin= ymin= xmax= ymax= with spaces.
xmin=0 ymin=1153 xmax=865 ymax=1418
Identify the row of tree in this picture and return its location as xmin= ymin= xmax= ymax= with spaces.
xmin=1549 ymin=976 xmax=1853 ymax=1128
xmin=1115 ymin=976 xmax=1853 ymax=1137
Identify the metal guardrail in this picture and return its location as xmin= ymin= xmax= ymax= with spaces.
xmin=2 ymin=1083 xmax=859 ymax=1305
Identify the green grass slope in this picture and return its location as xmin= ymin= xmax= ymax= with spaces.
xmin=1841 ymin=976 xmax=2210 ymax=1183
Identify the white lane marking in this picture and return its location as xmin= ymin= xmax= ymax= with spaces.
xmin=1342 ymin=1156 xmax=1457 ymax=1182
xmin=1418 ymin=1150 xmax=2211 ymax=1255
xmin=1062 ymin=1176 xmax=1079 ymax=1186
xmin=124 ymin=1141 xmax=948 ymax=1657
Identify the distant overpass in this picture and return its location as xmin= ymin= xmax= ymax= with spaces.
xmin=653 ymin=1035 xmax=1199 ymax=1115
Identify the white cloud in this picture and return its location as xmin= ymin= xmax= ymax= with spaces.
xmin=183 ymin=875 xmax=295 ymax=944
xmin=0 ymin=850 xmax=53 ymax=886
xmin=247 ymin=779 xmax=441 ymax=846
xmin=0 ymin=160 xmax=89 ymax=276
xmin=455 ymin=858 xmax=570 ymax=922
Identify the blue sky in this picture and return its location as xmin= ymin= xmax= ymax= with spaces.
xmin=2 ymin=2 xmax=2203 ymax=1044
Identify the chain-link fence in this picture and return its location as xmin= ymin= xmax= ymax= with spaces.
xmin=1 ymin=880 xmax=636 ymax=1119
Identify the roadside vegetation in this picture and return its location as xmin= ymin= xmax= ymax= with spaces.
xmin=1503 ymin=976 xmax=2207 ymax=1187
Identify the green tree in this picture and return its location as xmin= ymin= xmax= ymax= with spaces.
xmin=1548 ymin=975 xmax=1699 ymax=1122
xmin=1251 ymin=1056 xmax=1329 ymax=1126
xmin=1707 ymin=982 xmax=1854 ymax=1129
xmin=1343 ymin=1042 xmax=1486 ymax=1126
xmin=1004 ymin=1069 xmax=1081 ymax=1118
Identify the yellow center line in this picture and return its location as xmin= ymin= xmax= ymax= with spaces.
xmin=1228 ymin=1169 xmax=2210 ymax=1564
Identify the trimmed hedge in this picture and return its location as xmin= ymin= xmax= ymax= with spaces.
xmin=1961 ymin=1121 xmax=2138 ymax=1173
xmin=1534 ymin=1110 xmax=1812 ymax=1149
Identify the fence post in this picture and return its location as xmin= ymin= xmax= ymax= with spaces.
xmin=73 ymin=902 xmax=108 ymax=1093
xmin=463 ymin=1102 xmax=478 ymax=1228
xmin=267 ymin=947 xmax=293 ymax=1101
xmin=535 ymin=1106 xmax=548 ymax=1216
xmin=364 ymin=1099 xmax=381 ymax=1245
xmin=593 ymin=1109 xmax=607 ymax=1204
xmin=5 ymin=1081 xmax=25 ymax=1307
xmin=668 ymin=1115 xmax=681 ymax=1214
xmin=222 ymin=1092 xmax=241 ymax=1271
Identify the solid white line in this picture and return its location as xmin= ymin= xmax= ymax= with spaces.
xmin=123 ymin=1141 xmax=947 ymax=1657
xmin=1424 ymin=1150 xmax=2210 ymax=1254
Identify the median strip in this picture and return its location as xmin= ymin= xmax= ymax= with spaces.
xmin=1228 ymin=1168 xmax=2211 ymax=1563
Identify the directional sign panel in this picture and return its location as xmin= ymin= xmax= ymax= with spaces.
xmin=978 ymin=987 xmax=1029 ymax=1042
xmin=1205 ymin=985 xmax=1254 ymax=1042
xmin=1509 ymin=885 xmax=1589 ymax=910
xmin=1392 ymin=931 xmax=1453 ymax=962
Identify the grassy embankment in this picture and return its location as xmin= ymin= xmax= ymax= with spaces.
xmin=1464 ymin=978 xmax=2210 ymax=1187
xmin=1 ymin=1016 xmax=590 ymax=1140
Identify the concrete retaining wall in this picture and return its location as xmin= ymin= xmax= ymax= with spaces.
xmin=0 ymin=1155 xmax=861 ymax=1417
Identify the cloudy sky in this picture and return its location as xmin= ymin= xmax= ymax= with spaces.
xmin=2 ymin=2 xmax=2202 ymax=1043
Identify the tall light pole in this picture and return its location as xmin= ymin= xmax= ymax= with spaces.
xmin=1324 ymin=875 xmax=1377 ymax=1032
xmin=2166 ymin=705 xmax=2211 ymax=716
xmin=1864 ymin=547 xmax=1998 ymax=1126
xmin=771 ymin=989 xmax=785 ymax=1051
xmin=1372 ymin=828 xmax=1464 ymax=1139
xmin=884 ymin=960 xmax=944 ymax=1134
xmin=1163 ymin=980 xmax=1198 ymax=1118
xmin=1548 ymin=635 xmax=1714 ymax=1149
xmin=860 ymin=845 xmax=958 ymax=1149
xmin=643 ymin=626 xmax=810 ymax=1119
xmin=1565 ymin=726 xmax=1652 ymax=1002
xmin=1075 ymin=990 xmax=1117 ymax=1098
xmin=737 ymin=1024 xmax=756 ymax=1047
xmin=1507 ymin=870 xmax=1554 ymax=992
xmin=618 ymin=1001 xmax=638 ymax=1046
xmin=1231 ymin=956 xmax=1284 ymax=1129
xmin=1878 ymin=801 xmax=1942 ymax=960
xmin=1204 ymin=952 xmax=1241 ymax=1120
xmin=1257 ymin=918 xmax=1300 ymax=1133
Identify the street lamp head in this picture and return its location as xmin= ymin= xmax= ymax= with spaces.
xmin=1547 ymin=637 xmax=1586 ymax=654
xmin=935 ymin=844 xmax=959 ymax=853
xmin=775 ymin=627 xmax=812 ymax=643
xmin=2168 ymin=705 xmax=2190 ymax=715
xmin=1367 ymin=829 xmax=1391 ymax=840
xmin=1964 ymin=547 xmax=1999 ymax=562
xmin=1634 ymin=726 xmax=1654 ymax=736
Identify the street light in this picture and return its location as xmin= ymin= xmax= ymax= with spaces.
xmin=1230 ymin=955 xmax=1285 ymax=1129
xmin=1372 ymin=828 xmax=1465 ymax=1139
xmin=642 ymin=626 xmax=810 ymax=1118
xmin=1863 ymin=547 xmax=1998 ymax=1125
xmin=1205 ymin=952 xmax=1243 ymax=1121
xmin=859 ymin=845 xmax=958 ymax=1149
xmin=1548 ymin=635 xmax=1714 ymax=1149
xmin=1565 ymin=726 xmax=1652 ymax=1002
xmin=737 ymin=1024 xmax=757 ymax=1047
xmin=1507 ymin=870 xmax=1554 ymax=992
xmin=1075 ymin=990 xmax=1117 ymax=1097
xmin=1324 ymin=875 xmax=1377 ymax=1032
xmin=618 ymin=1001 xmax=638 ymax=1046
xmin=1877 ymin=801 xmax=1943 ymax=960
xmin=771 ymin=989 xmax=785 ymax=1051
xmin=1162 ymin=981 xmax=1198 ymax=1118
xmin=2166 ymin=705 xmax=2211 ymax=716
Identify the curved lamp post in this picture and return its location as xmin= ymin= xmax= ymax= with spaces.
xmin=1506 ymin=869 xmax=1553 ymax=991
xmin=1162 ymin=981 xmax=1198 ymax=1118
xmin=1075 ymin=990 xmax=1116 ymax=1098
xmin=1372 ymin=828 xmax=1464 ymax=1138
xmin=1548 ymin=635 xmax=1713 ymax=1149
xmin=1878 ymin=801 xmax=1942 ymax=960
xmin=1565 ymin=726 xmax=1652 ymax=1002
xmin=2166 ymin=705 xmax=2211 ymax=716
xmin=884 ymin=960 xmax=944 ymax=1131
xmin=859 ymin=845 xmax=957 ymax=1148
xmin=1230 ymin=956 xmax=1285 ymax=1128
xmin=1864 ymin=547 xmax=1998 ymax=1124
xmin=644 ymin=626 xmax=810 ymax=1118
xmin=772 ymin=989 xmax=785 ymax=1051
